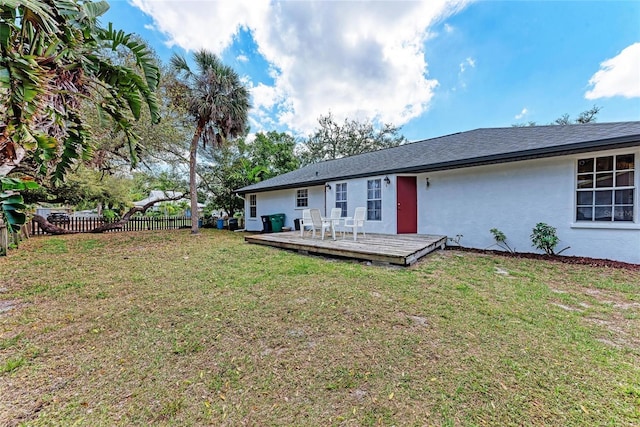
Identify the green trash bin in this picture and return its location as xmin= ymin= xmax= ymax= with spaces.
xmin=276 ymin=213 xmax=286 ymax=232
xmin=269 ymin=213 xmax=285 ymax=232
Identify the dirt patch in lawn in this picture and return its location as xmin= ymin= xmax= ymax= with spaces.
xmin=0 ymin=300 xmax=20 ymax=316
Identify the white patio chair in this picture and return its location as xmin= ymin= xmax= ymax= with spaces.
xmin=299 ymin=209 xmax=312 ymax=237
xmin=343 ymin=206 xmax=366 ymax=241
xmin=309 ymin=208 xmax=334 ymax=240
xmin=329 ymin=207 xmax=343 ymax=235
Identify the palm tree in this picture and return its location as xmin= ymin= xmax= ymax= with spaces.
xmin=0 ymin=0 xmax=160 ymax=179
xmin=170 ymin=50 xmax=250 ymax=234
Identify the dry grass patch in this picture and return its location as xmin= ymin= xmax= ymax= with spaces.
xmin=1 ymin=230 xmax=639 ymax=426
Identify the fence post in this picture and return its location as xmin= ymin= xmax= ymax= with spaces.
xmin=0 ymin=218 xmax=8 ymax=256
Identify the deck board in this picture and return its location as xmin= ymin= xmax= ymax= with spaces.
xmin=244 ymin=231 xmax=447 ymax=266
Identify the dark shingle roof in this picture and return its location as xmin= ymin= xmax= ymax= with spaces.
xmin=237 ymin=121 xmax=640 ymax=194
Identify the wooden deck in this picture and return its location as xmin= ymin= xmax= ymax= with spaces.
xmin=244 ymin=231 xmax=447 ymax=266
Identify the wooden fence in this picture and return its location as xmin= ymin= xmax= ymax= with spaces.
xmin=0 ymin=219 xmax=7 ymax=255
xmin=29 ymin=216 xmax=192 ymax=236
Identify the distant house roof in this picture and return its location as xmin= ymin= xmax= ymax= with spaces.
xmin=236 ymin=121 xmax=640 ymax=194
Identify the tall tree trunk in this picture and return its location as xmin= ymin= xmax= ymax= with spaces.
xmin=189 ymin=126 xmax=203 ymax=234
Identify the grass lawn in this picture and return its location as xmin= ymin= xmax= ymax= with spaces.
xmin=1 ymin=230 xmax=639 ymax=426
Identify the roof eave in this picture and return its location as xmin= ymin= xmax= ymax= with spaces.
xmin=235 ymin=179 xmax=328 ymax=195
xmin=389 ymin=134 xmax=640 ymax=175
xmin=237 ymin=134 xmax=640 ymax=194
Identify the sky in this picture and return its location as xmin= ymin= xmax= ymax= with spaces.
xmin=104 ymin=0 xmax=640 ymax=142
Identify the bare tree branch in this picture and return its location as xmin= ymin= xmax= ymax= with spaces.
xmin=89 ymin=194 xmax=185 ymax=233
xmin=31 ymin=194 xmax=186 ymax=234
xmin=32 ymin=215 xmax=77 ymax=235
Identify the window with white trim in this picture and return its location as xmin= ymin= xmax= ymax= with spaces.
xmin=296 ymin=189 xmax=308 ymax=208
xmin=367 ymin=179 xmax=382 ymax=221
xmin=249 ymin=194 xmax=257 ymax=218
xmin=576 ymin=153 xmax=635 ymax=222
xmin=335 ymin=183 xmax=347 ymax=217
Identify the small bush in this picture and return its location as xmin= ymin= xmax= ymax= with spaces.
xmin=489 ymin=228 xmax=515 ymax=253
xmin=102 ymin=209 xmax=118 ymax=220
xmin=530 ymin=222 xmax=569 ymax=255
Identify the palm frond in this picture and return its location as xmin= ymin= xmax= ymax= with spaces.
xmin=1 ymin=0 xmax=161 ymax=178
xmin=170 ymin=53 xmax=191 ymax=76
xmin=1 ymin=0 xmax=59 ymax=35
xmin=101 ymin=23 xmax=160 ymax=92
xmin=52 ymin=111 xmax=91 ymax=182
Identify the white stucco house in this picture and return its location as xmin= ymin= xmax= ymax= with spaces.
xmin=236 ymin=122 xmax=640 ymax=264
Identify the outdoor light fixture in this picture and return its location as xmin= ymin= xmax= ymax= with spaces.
xmin=325 ymin=183 xmax=331 ymax=190
xmin=426 ymin=177 xmax=430 ymax=188
xmin=384 ymin=176 xmax=391 ymax=186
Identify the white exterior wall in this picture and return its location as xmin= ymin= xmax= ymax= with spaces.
xmin=419 ymin=148 xmax=640 ymax=264
xmin=244 ymin=186 xmax=326 ymax=232
xmin=324 ymin=175 xmax=397 ymax=235
xmin=244 ymin=147 xmax=640 ymax=263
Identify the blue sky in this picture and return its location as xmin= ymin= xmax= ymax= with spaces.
xmin=104 ymin=0 xmax=640 ymax=142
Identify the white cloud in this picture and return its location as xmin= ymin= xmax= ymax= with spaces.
xmin=459 ymin=57 xmax=475 ymax=73
xmin=515 ymin=108 xmax=528 ymax=120
xmin=251 ymin=82 xmax=279 ymax=111
xmin=130 ymin=0 xmax=270 ymax=52
xmin=444 ymin=23 xmax=454 ymax=33
xmin=131 ymin=0 xmax=472 ymax=135
xmin=456 ymin=57 xmax=476 ymax=90
xmin=585 ymin=42 xmax=640 ymax=100
xmin=236 ymin=54 xmax=249 ymax=63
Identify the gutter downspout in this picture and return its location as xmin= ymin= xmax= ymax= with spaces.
xmin=324 ymin=186 xmax=326 ymax=216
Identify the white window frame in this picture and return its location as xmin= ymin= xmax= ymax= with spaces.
xmin=296 ymin=188 xmax=309 ymax=208
xmin=249 ymin=194 xmax=257 ymax=218
xmin=335 ymin=183 xmax=347 ymax=217
xmin=367 ymin=179 xmax=382 ymax=221
xmin=575 ymin=153 xmax=635 ymax=223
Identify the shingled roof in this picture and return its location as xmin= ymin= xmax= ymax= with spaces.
xmin=237 ymin=121 xmax=640 ymax=194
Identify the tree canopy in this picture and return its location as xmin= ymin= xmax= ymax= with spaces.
xmin=198 ymin=131 xmax=299 ymax=215
xmin=0 ymin=0 xmax=160 ymax=180
xmin=512 ymin=105 xmax=602 ymax=127
xmin=552 ymin=105 xmax=602 ymax=126
xmin=250 ymin=131 xmax=299 ymax=180
xmin=299 ymin=113 xmax=406 ymax=166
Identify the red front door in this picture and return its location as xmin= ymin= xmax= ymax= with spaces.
xmin=397 ymin=176 xmax=417 ymax=233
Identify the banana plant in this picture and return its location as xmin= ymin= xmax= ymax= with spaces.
xmin=0 ymin=0 xmax=160 ymax=180
xmin=0 ymin=177 xmax=38 ymax=232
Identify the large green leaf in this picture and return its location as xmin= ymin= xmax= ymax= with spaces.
xmin=0 ymin=9 xmax=14 ymax=51
xmin=1 ymin=0 xmax=161 ymax=180
xmin=2 ymin=0 xmax=59 ymax=34
xmin=101 ymin=23 xmax=160 ymax=93
xmin=80 ymin=0 xmax=110 ymax=21
xmin=2 ymin=208 xmax=26 ymax=232
xmin=0 ymin=178 xmax=34 ymax=232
